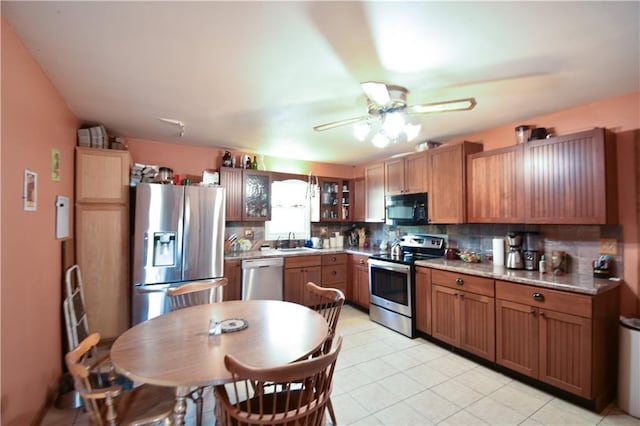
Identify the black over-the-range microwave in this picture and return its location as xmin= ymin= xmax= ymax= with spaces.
xmin=385 ymin=192 xmax=428 ymax=226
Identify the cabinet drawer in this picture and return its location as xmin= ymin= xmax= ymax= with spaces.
xmin=284 ymin=255 xmax=321 ymax=269
xmin=322 ymin=264 xmax=347 ymax=285
xmin=350 ymin=254 xmax=369 ymax=266
xmin=496 ymin=281 xmax=592 ymax=318
xmin=322 ymin=253 xmax=347 ymax=265
xmin=431 ymin=269 xmax=494 ymax=297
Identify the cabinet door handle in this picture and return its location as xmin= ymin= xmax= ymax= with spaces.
xmin=540 ymin=310 xmax=546 ymax=318
xmin=532 ymin=292 xmax=544 ymax=301
xmin=359 ymin=259 xmax=365 ymax=264
xmin=455 ymin=277 xmax=464 ymax=286
xmin=331 ymin=271 xmax=337 ymax=276
xmin=331 ymin=256 xmax=337 ymax=262
xmin=530 ymin=308 xmax=537 ymax=316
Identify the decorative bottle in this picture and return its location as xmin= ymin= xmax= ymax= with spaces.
xmin=252 ymin=156 xmax=258 ymax=169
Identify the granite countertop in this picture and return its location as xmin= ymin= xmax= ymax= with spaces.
xmin=416 ymin=258 xmax=620 ymax=296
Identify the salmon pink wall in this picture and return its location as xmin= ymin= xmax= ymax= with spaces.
xmin=1 ymin=19 xmax=79 ymax=424
xmin=126 ymin=138 xmax=357 ymax=180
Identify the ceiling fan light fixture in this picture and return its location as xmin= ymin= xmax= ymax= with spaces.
xmin=361 ymin=81 xmax=391 ymax=106
xmin=382 ymin=112 xmax=406 ymax=139
xmin=371 ymin=132 xmax=390 ymax=148
xmin=404 ymin=122 xmax=421 ymax=141
xmin=353 ymin=121 xmax=370 ymax=141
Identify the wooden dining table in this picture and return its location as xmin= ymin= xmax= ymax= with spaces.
xmin=110 ymin=299 xmax=330 ymax=424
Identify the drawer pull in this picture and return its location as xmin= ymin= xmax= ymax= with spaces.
xmin=331 ymin=271 xmax=337 ymax=276
xmin=455 ymin=277 xmax=464 ymax=286
xmin=530 ymin=308 xmax=536 ymax=316
xmin=331 ymin=256 xmax=337 ymax=262
xmin=540 ymin=310 xmax=546 ymax=318
xmin=532 ymin=292 xmax=544 ymax=301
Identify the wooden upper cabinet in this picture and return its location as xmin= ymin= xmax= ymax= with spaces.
xmin=467 ymin=144 xmax=525 ymax=223
xmin=351 ymin=177 xmax=365 ymax=222
xmin=365 ymin=162 xmax=385 ymax=222
xmin=243 ymin=170 xmax=271 ymax=221
xmin=385 ymin=158 xmax=404 ymax=195
xmin=76 ymin=147 xmax=130 ymax=204
xmin=384 ymin=153 xmax=427 ymax=195
xmin=220 ymin=168 xmax=243 ymax=221
xmin=428 ymin=142 xmax=483 ymax=224
xmin=524 ymin=128 xmax=617 ymax=224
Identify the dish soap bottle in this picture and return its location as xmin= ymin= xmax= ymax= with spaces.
xmin=539 ymin=255 xmax=546 ymax=274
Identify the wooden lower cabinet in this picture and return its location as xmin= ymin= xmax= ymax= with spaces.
xmin=348 ymin=254 xmax=370 ymax=309
xmin=75 ymin=204 xmax=129 ymax=339
xmin=223 ymin=259 xmax=242 ymax=301
xmin=495 ymin=280 xmax=619 ymax=410
xmin=415 ymin=266 xmax=431 ymax=334
xmin=430 ymin=269 xmax=495 ymax=361
xmin=321 ymin=253 xmax=347 ymax=296
xmin=284 ymin=256 xmax=322 ymax=305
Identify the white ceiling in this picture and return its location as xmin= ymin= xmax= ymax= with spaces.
xmin=3 ymin=1 xmax=639 ymax=165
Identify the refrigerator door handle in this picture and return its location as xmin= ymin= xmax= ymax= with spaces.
xmin=134 ymin=284 xmax=171 ymax=294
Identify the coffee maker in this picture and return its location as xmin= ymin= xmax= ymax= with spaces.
xmin=506 ymin=232 xmax=524 ymax=269
xmin=523 ymin=232 xmax=540 ymax=271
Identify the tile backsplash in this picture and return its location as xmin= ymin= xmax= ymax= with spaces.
xmin=226 ymin=221 xmax=624 ymax=278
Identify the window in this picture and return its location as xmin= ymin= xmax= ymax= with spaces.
xmin=265 ymin=179 xmax=310 ymax=241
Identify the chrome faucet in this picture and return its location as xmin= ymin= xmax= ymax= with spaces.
xmin=288 ymin=232 xmax=296 ymax=248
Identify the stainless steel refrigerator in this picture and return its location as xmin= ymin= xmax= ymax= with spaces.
xmin=131 ymin=183 xmax=225 ymax=325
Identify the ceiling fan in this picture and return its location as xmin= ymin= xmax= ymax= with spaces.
xmin=313 ymin=81 xmax=477 ymax=133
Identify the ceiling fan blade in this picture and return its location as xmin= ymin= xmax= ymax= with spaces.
xmin=407 ymin=97 xmax=477 ymax=114
xmin=361 ymin=81 xmax=391 ymax=106
xmin=313 ymin=115 xmax=368 ymax=132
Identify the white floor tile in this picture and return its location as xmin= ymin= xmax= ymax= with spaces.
xmin=466 ymin=395 xmax=528 ymax=425
xmin=330 ymin=392 xmax=371 ymax=425
xmin=348 ymin=381 xmax=404 ymax=413
xmin=372 ymin=400 xmax=434 ymax=425
xmin=452 ymin=365 xmax=512 ymax=395
xmin=488 ymin=381 xmax=552 ymax=417
xmin=377 ymin=372 xmax=428 ymax=400
xmin=431 ymin=378 xmax=484 ymax=408
xmin=439 ymin=408 xmax=489 ymax=425
xmin=530 ymin=397 xmax=605 ymax=425
xmin=404 ymin=363 xmax=450 ymax=388
xmin=404 ymin=389 xmax=462 ymax=424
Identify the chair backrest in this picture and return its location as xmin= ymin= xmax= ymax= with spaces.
xmin=64 ymin=265 xmax=91 ymax=352
xmin=167 ymin=278 xmax=228 ymax=311
xmin=305 ymin=282 xmax=345 ymax=351
xmin=65 ymin=332 xmax=115 ymax=423
xmin=215 ymin=335 xmax=343 ymax=426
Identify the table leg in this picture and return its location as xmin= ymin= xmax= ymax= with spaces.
xmin=173 ymin=386 xmax=189 ymax=425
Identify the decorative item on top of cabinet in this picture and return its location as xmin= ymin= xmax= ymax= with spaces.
xmin=495 ymin=280 xmax=619 ymax=411
xmin=384 ymin=152 xmax=427 ymax=195
xmin=365 ymin=162 xmax=385 ymax=222
xmin=524 ymin=127 xmax=617 ymax=224
xmin=243 ymin=170 xmax=271 ymax=221
xmin=75 ymin=147 xmax=131 ymax=339
xmin=341 ymin=180 xmax=350 ymax=220
xmin=427 ymin=141 xmax=483 ymax=224
xmin=430 ymin=269 xmax=495 ymax=361
xmin=467 ymin=144 xmax=525 ymax=223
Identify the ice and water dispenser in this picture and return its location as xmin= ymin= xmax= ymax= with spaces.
xmin=153 ymin=232 xmax=176 ymax=267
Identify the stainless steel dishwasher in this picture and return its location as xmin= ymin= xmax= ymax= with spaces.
xmin=241 ymin=257 xmax=284 ymax=300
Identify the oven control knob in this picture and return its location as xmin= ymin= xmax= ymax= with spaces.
xmin=455 ymin=277 xmax=464 ymax=286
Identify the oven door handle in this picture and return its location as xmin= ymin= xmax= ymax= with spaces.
xmin=368 ymin=259 xmax=411 ymax=274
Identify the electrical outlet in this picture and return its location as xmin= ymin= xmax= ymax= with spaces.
xmin=598 ymin=238 xmax=618 ymax=255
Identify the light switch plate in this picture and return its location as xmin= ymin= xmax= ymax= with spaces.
xmin=598 ymin=238 xmax=618 ymax=255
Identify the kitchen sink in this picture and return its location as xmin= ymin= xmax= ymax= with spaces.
xmin=275 ymin=247 xmax=314 ymax=252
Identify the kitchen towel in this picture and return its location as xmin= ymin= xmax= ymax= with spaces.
xmin=493 ymin=238 xmax=505 ymax=266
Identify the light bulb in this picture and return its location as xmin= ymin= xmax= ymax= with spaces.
xmin=382 ymin=113 xmax=406 ymax=139
xmin=372 ymin=132 xmax=390 ymax=148
xmin=353 ymin=122 xmax=370 ymax=141
xmin=404 ymin=123 xmax=421 ymax=141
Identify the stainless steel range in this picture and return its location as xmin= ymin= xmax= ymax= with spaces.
xmin=368 ymin=234 xmax=446 ymax=338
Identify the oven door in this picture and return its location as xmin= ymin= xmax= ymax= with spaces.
xmin=368 ymin=258 xmax=412 ymax=317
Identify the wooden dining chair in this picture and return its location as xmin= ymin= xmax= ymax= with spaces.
xmin=65 ymin=332 xmax=175 ymax=426
xmin=166 ymin=277 xmax=227 ymax=425
xmin=305 ymin=282 xmax=345 ymax=425
xmin=214 ymin=334 xmax=343 ymax=426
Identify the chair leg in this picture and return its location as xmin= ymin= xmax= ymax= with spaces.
xmin=190 ymin=387 xmax=205 ymax=426
xmin=327 ymin=397 xmax=337 ymax=425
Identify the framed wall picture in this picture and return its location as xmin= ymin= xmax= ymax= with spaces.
xmin=51 ymin=148 xmax=60 ymax=182
xmin=24 ymin=169 xmax=37 ymax=211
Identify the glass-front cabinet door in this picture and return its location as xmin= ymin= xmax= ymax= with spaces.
xmin=319 ymin=178 xmax=342 ymax=221
xmin=243 ymin=171 xmax=271 ymax=221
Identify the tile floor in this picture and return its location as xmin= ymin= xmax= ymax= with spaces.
xmin=42 ymin=305 xmax=639 ymax=425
